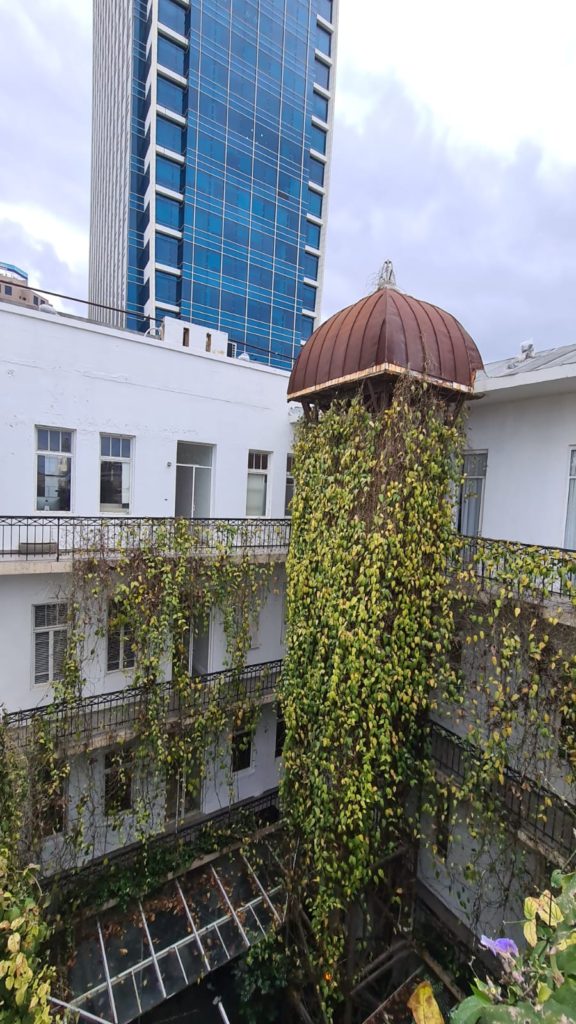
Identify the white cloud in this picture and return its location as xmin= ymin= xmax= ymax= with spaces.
xmin=0 ymin=203 xmax=88 ymax=277
xmin=337 ymin=0 xmax=576 ymax=166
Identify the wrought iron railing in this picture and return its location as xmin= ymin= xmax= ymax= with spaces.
xmin=455 ymin=535 xmax=576 ymax=600
xmin=430 ymin=721 xmax=576 ymax=860
xmin=0 ymin=516 xmax=291 ymax=561
xmin=53 ymin=786 xmax=281 ymax=890
xmin=4 ymin=659 xmax=283 ymax=749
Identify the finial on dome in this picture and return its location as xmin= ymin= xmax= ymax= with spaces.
xmin=377 ymin=259 xmax=397 ymax=290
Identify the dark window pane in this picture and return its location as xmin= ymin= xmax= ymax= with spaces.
xmin=156 ymin=155 xmax=182 ymax=191
xmin=159 ymin=0 xmax=187 ymax=35
xmin=158 ymin=36 xmax=187 ymax=77
xmin=157 ymin=116 xmax=184 ymax=152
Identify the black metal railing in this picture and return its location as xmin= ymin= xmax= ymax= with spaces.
xmin=0 ymin=516 xmax=291 ymax=560
xmin=455 ymin=535 xmax=576 ymax=600
xmin=52 ymin=786 xmax=281 ymax=890
xmin=430 ymin=721 xmax=576 ymax=860
xmin=4 ymin=659 xmax=283 ymax=749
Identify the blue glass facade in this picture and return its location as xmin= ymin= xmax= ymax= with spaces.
xmin=125 ymin=0 xmax=336 ymax=370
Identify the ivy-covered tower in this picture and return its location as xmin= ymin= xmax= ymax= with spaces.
xmin=278 ymin=268 xmax=485 ymax=1022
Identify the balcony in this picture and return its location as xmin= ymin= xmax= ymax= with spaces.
xmin=430 ymin=722 xmax=576 ymax=861
xmin=4 ymin=659 xmax=283 ymax=752
xmin=455 ymin=535 xmax=576 ymax=601
xmin=0 ymin=515 xmax=291 ymax=572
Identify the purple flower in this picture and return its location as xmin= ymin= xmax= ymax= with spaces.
xmin=480 ymin=935 xmax=519 ymax=959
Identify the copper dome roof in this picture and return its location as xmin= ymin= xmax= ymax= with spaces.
xmin=288 ymin=285 xmax=483 ymax=403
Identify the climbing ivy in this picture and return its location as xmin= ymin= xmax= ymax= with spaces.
xmin=1 ymin=519 xmax=278 ymax=903
xmin=279 ymin=382 xmax=464 ymax=1018
xmin=0 ymin=852 xmax=56 ymax=1024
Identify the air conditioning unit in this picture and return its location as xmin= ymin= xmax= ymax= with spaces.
xmin=227 ymin=340 xmax=237 ymax=358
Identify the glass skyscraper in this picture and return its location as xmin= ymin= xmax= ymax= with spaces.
xmin=90 ymin=0 xmax=338 ymax=370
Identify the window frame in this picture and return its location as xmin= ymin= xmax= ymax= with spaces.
xmin=457 ymin=450 xmax=488 ymax=538
xmin=106 ymin=601 xmax=136 ymax=674
xmin=564 ymin=446 xmax=576 ymax=549
xmin=274 ymin=707 xmax=286 ymax=760
xmin=246 ymin=450 xmax=271 ymax=518
xmin=284 ymin=454 xmax=294 ymax=516
xmin=165 ymin=765 xmax=202 ymax=823
xmin=35 ymin=426 xmax=73 ymax=513
xmin=104 ymin=748 xmax=134 ymax=818
xmin=100 ymin=434 xmax=133 ymax=514
xmin=232 ymin=730 xmax=253 ymax=774
xmin=32 ymin=602 xmax=68 ymax=687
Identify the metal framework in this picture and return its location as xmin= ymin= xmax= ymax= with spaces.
xmin=61 ymin=833 xmax=285 ymax=1024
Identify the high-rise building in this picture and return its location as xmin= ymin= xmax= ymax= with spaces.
xmin=90 ymin=0 xmax=338 ymax=370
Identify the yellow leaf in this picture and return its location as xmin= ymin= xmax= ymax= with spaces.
xmin=7 ymin=932 xmax=20 ymax=953
xmin=535 ymin=891 xmax=563 ymax=926
xmin=524 ymin=919 xmax=538 ymax=946
xmin=537 ymin=982 xmax=553 ymax=1003
xmin=407 ymin=981 xmax=445 ymax=1024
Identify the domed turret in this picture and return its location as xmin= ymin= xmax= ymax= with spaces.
xmin=288 ymin=264 xmax=483 ymax=410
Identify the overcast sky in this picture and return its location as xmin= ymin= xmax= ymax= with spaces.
xmin=1 ymin=0 xmax=576 ymax=362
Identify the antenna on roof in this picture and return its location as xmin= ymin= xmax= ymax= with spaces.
xmin=376 ymin=259 xmax=397 ymax=290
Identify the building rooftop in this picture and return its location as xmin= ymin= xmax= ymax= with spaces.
xmin=480 ymin=342 xmax=576 ymax=379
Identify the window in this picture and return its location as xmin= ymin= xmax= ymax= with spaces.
xmin=304 ymin=252 xmax=319 ymax=280
xmin=284 ymin=454 xmax=294 ymax=516
xmin=156 ymin=270 xmax=179 ymax=305
xmin=303 ymin=284 xmax=317 ymax=311
xmin=157 ymin=115 xmax=184 ymax=153
xmin=107 ymin=602 xmax=135 ymax=672
xmin=310 ymin=124 xmax=327 ymax=155
xmin=246 ymin=451 xmax=269 ymax=516
xmin=232 ymin=731 xmax=252 ymax=773
xmin=309 ymin=156 xmax=325 ymax=187
xmin=104 ymin=749 xmax=133 ymax=816
xmin=565 ymin=450 xmax=576 ymax=548
xmin=307 ymin=189 xmax=323 ymax=219
xmin=34 ymin=604 xmax=68 ymax=685
xmin=275 ymin=708 xmax=286 ymax=759
xmin=156 ymin=155 xmax=183 ymax=192
xmin=559 ymin=705 xmax=576 ymax=765
xmin=314 ymin=58 xmax=330 ymax=90
xmin=156 ymin=194 xmax=182 ymax=231
xmin=4 ymin=285 xmax=12 ymax=296
xmin=458 ymin=452 xmax=487 ymax=537
xmin=38 ymin=762 xmax=67 ymax=836
xmin=165 ymin=766 xmax=201 ymax=822
xmin=36 ymin=428 xmax=72 ymax=511
xmin=157 ymin=75 xmax=186 ymax=116
xmin=312 ymin=91 xmax=329 ymax=122
xmin=315 ymin=23 xmax=332 ymax=55
xmin=159 ymin=0 xmax=187 ymax=35
xmin=157 ymin=36 xmax=187 ymax=77
xmin=100 ymin=435 xmax=132 ymax=512
xmin=306 ymin=221 xmax=321 ymax=249
xmin=156 ymin=232 xmax=179 ymax=267
xmin=435 ymin=789 xmax=452 ymax=861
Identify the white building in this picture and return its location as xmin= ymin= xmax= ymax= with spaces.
xmin=460 ymin=343 xmax=576 ymax=547
xmin=0 ymin=299 xmax=295 ymax=871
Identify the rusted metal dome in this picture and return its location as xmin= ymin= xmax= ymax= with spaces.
xmin=288 ymin=274 xmax=483 ymax=407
